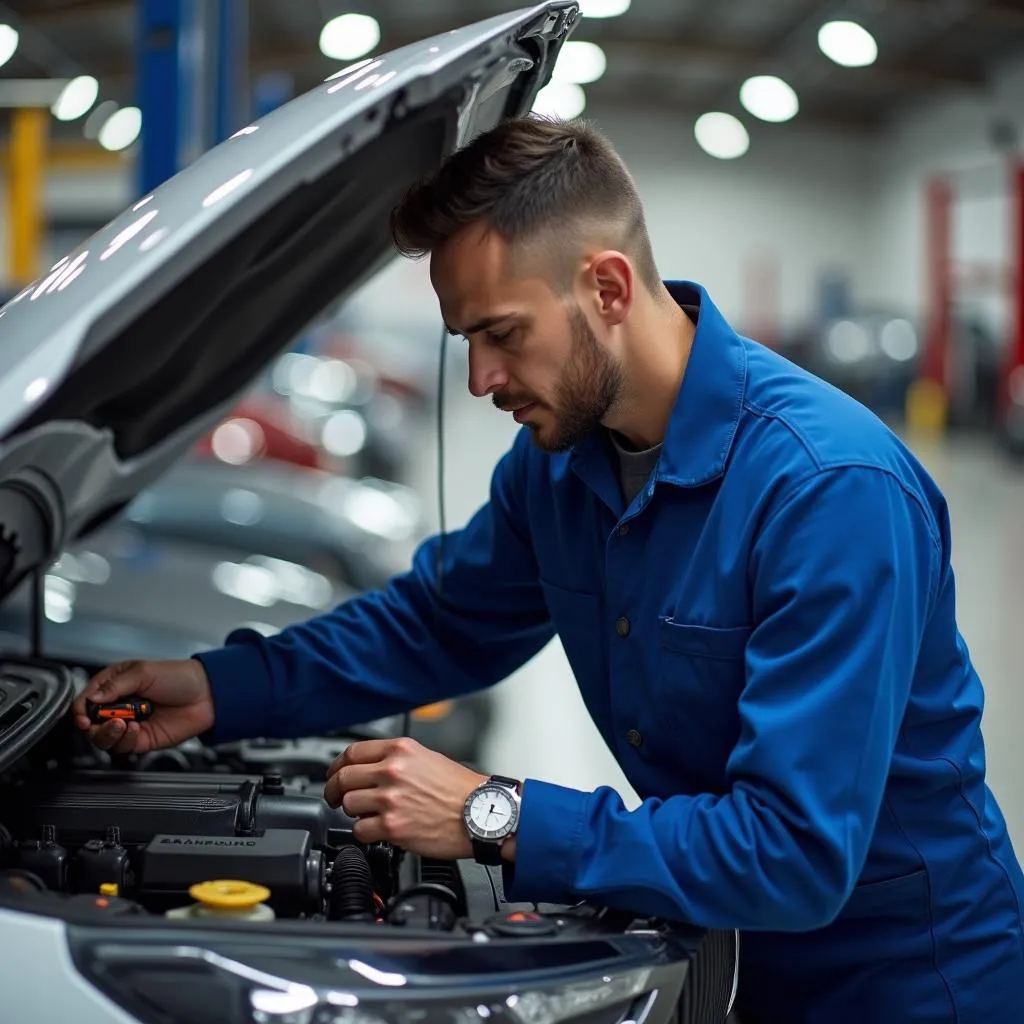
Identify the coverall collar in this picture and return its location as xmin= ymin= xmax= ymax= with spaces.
xmin=569 ymin=281 xmax=749 ymax=507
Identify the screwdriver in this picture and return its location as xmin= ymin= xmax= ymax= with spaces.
xmin=85 ymin=697 xmax=154 ymax=725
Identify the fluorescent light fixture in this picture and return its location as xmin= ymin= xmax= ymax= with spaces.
xmin=0 ymin=24 xmax=18 ymax=70
xmin=552 ymin=41 xmax=606 ymax=85
xmin=531 ymin=81 xmax=586 ymax=119
xmin=98 ymin=105 xmax=142 ymax=151
xmin=818 ymin=20 xmax=878 ymax=68
xmin=694 ymin=112 xmax=749 ymax=160
xmin=51 ymin=75 xmax=99 ymax=121
xmin=579 ymin=0 xmax=631 ymax=17
xmin=739 ymin=75 xmax=799 ymax=123
xmin=319 ymin=13 xmax=380 ymax=61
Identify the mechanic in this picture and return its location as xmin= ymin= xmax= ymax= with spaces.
xmin=75 ymin=116 xmax=1024 ymax=1023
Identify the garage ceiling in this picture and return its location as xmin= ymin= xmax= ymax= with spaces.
xmin=2 ymin=0 xmax=1024 ymax=143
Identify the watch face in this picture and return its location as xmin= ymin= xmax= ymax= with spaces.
xmin=464 ymin=784 xmax=519 ymax=840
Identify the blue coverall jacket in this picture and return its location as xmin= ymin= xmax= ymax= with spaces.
xmin=198 ymin=282 xmax=1024 ymax=1023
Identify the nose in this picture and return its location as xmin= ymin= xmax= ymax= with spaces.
xmin=467 ymin=343 xmax=509 ymax=399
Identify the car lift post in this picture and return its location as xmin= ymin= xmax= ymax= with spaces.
xmin=906 ymin=178 xmax=953 ymax=433
xmin=1004 ymin=163 xmax=1024 ymax=423
xmin=909 ymin=160 xmax=1024 ymax=438
xmin=6 ymin=105 xmax=47 ymax=288
xmin=136 ymin=0 xmax=248 ymax=197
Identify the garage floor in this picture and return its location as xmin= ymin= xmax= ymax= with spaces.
xmin=411 ymin=383 xmax=1024 ymax=855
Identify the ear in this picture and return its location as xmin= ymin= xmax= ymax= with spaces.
xmin=583 ymin=251 xmax=634 ymax=328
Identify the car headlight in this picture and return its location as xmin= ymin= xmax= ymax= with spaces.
xmin=71 ymin=940 xmax=657 ymax=1024
xmin=503 ymin=968 xmax=653 ymax=1024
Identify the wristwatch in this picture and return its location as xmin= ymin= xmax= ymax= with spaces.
xmin=463 ymin=774 xmax=521 ymax=865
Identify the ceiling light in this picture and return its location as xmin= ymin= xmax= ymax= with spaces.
xmin=98 ymin=106 xmax=142 ymax=152
xmin=818 ymin=20 xmax=878 ymax=68
xmin=552 ymin=41 xmax=606 ymax=85
xmin=531 ymin=81 xmax=586 ymax=120
xmin=0 ymin=24 xmax=18 ymax=69
xmin=694 ymin=112 xmax=749 ymax=160
xmin=319 ymin=13 xmax=380 ymax=61
xmin=739 ymin=75 xmax=799 ymax=123
xmin=51 ymin=75 xmax=99 ymax=122
xmin=579 ymin=0 xmax=631 ymax=17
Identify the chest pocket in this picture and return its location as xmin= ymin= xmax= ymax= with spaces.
xmin=640 ymin=619 xmax=752 ymax=793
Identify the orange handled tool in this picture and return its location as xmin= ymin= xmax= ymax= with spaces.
xmin=85 ymin=697 xmax=154 ymax=725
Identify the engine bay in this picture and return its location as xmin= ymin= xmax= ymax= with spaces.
xmin=0 ymin=650 xmax=664 ymax=958
xmin=0 ymin=723 xmax=509 ymax=932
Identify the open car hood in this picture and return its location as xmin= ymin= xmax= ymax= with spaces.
xmin=0 ymin=2 xmax=578 ymax=601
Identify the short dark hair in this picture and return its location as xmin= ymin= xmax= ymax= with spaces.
xmin=389 ymin=115 xmax=661 ymax=293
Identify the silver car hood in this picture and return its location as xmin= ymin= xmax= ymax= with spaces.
xmin=0 ymin=2 xmax=577 ymax=600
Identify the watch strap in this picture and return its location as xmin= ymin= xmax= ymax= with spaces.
xmin=471 ymin=838 xmax=504 ymax=865
xmin=489 ymin=774 xmax=521 ymax=793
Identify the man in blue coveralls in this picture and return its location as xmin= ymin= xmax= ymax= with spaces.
xmin=75 ymin=117 xmax=1024 ymax=1022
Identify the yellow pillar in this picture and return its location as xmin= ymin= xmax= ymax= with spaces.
xmin=7 ymin=107 xmax=48 ymax=287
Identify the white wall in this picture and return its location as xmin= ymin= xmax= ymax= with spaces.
xmin=592 ymin=108 xmax=878 ymax=335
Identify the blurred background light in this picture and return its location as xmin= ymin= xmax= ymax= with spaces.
xmin=319 ymin=13 xmax=381 ymax=61
xmin=694 ymin=112 xmax=750 ymax=160
xmin=532 ymin=81 xmax=587 ymax=119
xmin=552 ymin=41 xmax=607 ymax=85
xmin=818 ymin=20 xmax=878 ymax=68
xmin=52 ymin=76 xmax=100 ymax=122
xmin=97 ymin=106 xmax=142 ymax=151
xmin=579 ymin=0 xmax=631 ymax=17
xmin=739 ymin=75 xmax=799 ymax=123
xmin=0 ymin=24 xmax=18 ymax=70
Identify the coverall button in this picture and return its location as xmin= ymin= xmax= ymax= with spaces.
xmin=626 ymin=728 xmax=643 ymax=748
xmin=615 ymin=616 xmax=631 ymax=637
xmin=617 ymin=524 xmax=630 ymax=537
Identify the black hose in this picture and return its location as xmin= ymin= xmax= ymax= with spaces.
xmin=329 ymin=846 xmax=376 ymax=921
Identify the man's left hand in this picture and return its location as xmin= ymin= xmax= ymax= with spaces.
xmin=324 ymin=737 xmax=486 ymax=860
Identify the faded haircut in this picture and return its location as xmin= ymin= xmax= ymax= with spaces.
xmin=389 ymin=115 xmax=661 ymax=294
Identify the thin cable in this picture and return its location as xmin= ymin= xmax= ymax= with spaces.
xmin=402 ymin=321 xmax=448 ymax=740
xmin=436 ymin=321 xmax=449 ymax=577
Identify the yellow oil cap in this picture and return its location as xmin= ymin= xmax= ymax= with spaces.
xmin=99 ymin=883 xmax=119 ymax=897
xmin=189 ymin=880 xmax=271 ymax=910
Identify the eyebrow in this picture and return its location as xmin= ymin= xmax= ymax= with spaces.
xmin=445 ymin=314 xmax=514 ymax=338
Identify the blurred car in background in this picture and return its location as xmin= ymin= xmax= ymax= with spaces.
xmin=781 ymin=309 xmax=921 ymax=421
xmin=124 ymin=457 xmax=423 ymax=592
xmin=781 ymin=307 xmax=1008 ymax=433
xmin=193 ymin=397 xmax=322 ymax=469
xmin=196 ymin=349 xmax=423 ymax=483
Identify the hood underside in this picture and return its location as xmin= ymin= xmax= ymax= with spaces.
xmin=0 ymin=3 xmax=578 ymax=601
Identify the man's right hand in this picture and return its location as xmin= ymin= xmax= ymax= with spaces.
xmin=72 ymin=658 xmax=215 ymax=754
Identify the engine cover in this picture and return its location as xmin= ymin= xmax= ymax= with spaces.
xmin=0 ymin=771 xmax=355 ymax=848
xmin=140 ymin=829 xmax=326 ymax=917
